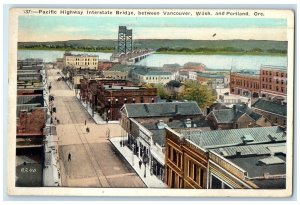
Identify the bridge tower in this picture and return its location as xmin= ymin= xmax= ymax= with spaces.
xmin=118 ymin=26 xmax=127 ymax=53
xmin=126 ymin=29 xmax=133 ymax=53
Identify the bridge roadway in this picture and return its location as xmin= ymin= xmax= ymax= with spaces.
xmin=47 ymin=66 xmax=146 ymax=188
xmin=110 ymin=49 xmax=154 ymax=64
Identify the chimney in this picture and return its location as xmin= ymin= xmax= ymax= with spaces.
xmin=157 ymin=120 xmax=166 ymax=129
xmin=175 ymin=104 xmax=179 ymax=114
xmin=233 ymin=105 xmax=237 ymax=114
xmin=185 ymin=118 xmax=192 ymax=128
xmin=206 ymin=106 xmax=211 ymax=115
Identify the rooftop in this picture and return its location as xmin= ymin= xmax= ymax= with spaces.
xmin=141 ymin=118 xmax=211 ymax=147
xmin=252 ymin=99 xmax=287 ymax=117
xmin=131 ymin=66 xmax=173 ymax=76
xmin=184 ymin=62 xmax=204 ymax=66
xmin=179 ymin=126 xmax=286 ymax=149
xmin=64 ymin=52 xmax=98 ymax=57
xmin=17 ymin=95 xmax=44 ymax=105
xmin=207 ymin=104 xmax=259 ymax=123
xmin=197 ymin=72 xmax=224 ymax=79
xmin=109 ymin=64 xmax=133 ymax=72
xmin=122 ymin=101 xmax=203 ymax=118
xmin=261 ymin=65 xmax=287 ymax=71
xmin=103 ymin=85 xmax=140 ymax=90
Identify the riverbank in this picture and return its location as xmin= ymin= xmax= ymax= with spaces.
xmin=18 ymin=48 xmax=287 ymax=56
xmin=155 ymin=51 xmax=287 ymax=56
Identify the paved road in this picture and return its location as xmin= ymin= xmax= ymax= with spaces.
xmin=47 ymin=67 xmax=146 ymax=188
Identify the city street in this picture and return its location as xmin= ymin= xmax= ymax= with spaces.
xmin=47 ymin=67 xmax=146 ymax=188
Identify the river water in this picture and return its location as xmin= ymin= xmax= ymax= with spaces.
xmin=18 ymin=50 xmax=287 ymax=70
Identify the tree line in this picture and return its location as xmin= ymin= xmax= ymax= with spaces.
xmin=156 ymin=47 xmax=287 ymax=54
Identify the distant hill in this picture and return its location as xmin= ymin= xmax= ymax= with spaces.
xmin=18 ymin=39 xmax=287 ymax=52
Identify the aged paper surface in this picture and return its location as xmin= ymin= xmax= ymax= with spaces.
xmin=7 ymin=8 xmax=294 ymax=197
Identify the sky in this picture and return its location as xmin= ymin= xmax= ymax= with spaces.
xmin=18 ymin=16 xmax=287 ymax=42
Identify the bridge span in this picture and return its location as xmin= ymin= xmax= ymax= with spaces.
xmin=110 ymin=49 xmax=155 ymax=65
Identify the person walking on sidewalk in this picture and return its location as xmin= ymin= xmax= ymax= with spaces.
xmin=85 ymin=120 xmax=86 ymax=125
xmin=68 ymin=153 xmax=71 ymax=162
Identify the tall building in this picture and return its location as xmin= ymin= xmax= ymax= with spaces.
xmin=260 ymin=65 xmax=287 ymax=99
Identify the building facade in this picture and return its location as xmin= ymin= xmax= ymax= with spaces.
xmin=63 ymin=52 xmax=99 ymax=70
xmin=260 ymin=65 xmax=287 ymax=99
xmin=164 ymin=126 xmax=286 ymax=189
xmin=230 ymin=71 xmax=260 ymax=97
xmin=120 ymin=102 xmax=205 ymax=182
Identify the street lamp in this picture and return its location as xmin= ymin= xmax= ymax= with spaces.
xmin=142 ymin=152 xmax=149 ymax=178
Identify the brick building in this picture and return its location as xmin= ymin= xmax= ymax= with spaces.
xmin=183 ymin=62 xmax=206 ymax=72
xmin=230 ymin=65 xmax=287 ymax=100
xmin=252 ymin=99 xmax=287 ymax=128
xmin=98 ymin=85 xmax=157 ymax=121
xmin=165 ymin=126 xmax=286 ymax=189
xmin=80 ymin=78 xmax=133 ymax=103
xmin=98 ymin=60 xmax=119 ymax=71
xmin=260 ymin=65 xmax=287 ymax=99
xmin=230 ymin=71 xmax=260 ymax=97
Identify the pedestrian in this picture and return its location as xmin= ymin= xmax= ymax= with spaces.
xmin=68 ymin=153 xmax=71 ymax=161
xmin=85 ymin=120 xmax=86 ymax=125
xmin=139 ymin=160 xmax=142 ymax=169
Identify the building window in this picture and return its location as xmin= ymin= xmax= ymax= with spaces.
xmin=168 ymin=146 xmax=172 ymax=159
xmin=262 ymin=71 xmax=265 ymax=75
xmin=281 ymin=80 xmax=284 ymax=85
xmin=200 ymin=169 xmax=204 ymax=187
xmin=281 ymin=87 xmax=284 ymax=92
xmin=188 ymin=160 xmax=193 ymax=178
xmin=172 ymin=149 xmax=177 ymax=164
xmin=281 ymin=73 xmax=284 ymax=77
xmin=276 ymin=72 xmax=279 ymax=76
xmin=269 ymin=71 xmax=272 ymax=76
xmin=276 ymin=79 xmax=279 ymax=84
xmin=262 ymin=77 xmax=264 ymax=82
xmin=266 ymin=71 xmax=268 ymax=75
xmin=269 ymin=85 xmax=272 ymax=89
xmin=269 ymin=78 xmax=272 ymax=83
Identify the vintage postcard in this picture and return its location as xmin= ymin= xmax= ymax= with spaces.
xmin=7 ymin=8 xmax=294 ymax=197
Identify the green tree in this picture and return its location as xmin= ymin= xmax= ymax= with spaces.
xmin=154 ymin=84 xmax=171 ymax=100
xmin=179 ymin=81 xmax=216 ymax=109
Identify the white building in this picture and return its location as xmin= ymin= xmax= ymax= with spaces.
xmin=63 ymin=52 xmax=99 ymax=70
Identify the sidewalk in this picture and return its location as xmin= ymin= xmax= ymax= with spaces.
xmin=43 ymin=69 xmax=60 ymax=186
xmin=43 ymin=133 xmax=61 ymax=187
xmin=109 ymin=137 xmax=167 ymax=188
xmin=75 ymin=92 xmax=119 ymax=125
